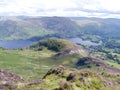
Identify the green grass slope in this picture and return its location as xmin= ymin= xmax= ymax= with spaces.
xmin=0 ymin=39 xmax=87 ymax=81
xmin=0 ymin=38 xmax=120 ymax=89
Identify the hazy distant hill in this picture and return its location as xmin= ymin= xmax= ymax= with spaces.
xmin=0 ymin=16 xmax=120 ymax=40
xmin=0 ymin=16 xmax=55 ymax=40
xmin=71 ymin=17 xmax=120 ymax=39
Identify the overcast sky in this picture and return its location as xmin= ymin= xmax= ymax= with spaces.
xmin=0 ymin=0 xmax=120 ymax=18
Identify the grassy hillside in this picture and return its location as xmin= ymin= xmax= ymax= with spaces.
xmin=0 ymin=38 xmax=120 ymax=89
xmin=0 ymin=49 xmax=49 ymax=81
xmin=0 ymin=39 xmax=87 ymax=81
xmin=0 ymin=39 xmax=83 ymax=81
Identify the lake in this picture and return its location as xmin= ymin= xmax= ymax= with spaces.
xmin=68 ymin=38 xmax=99 ymax=46
xmin=0 ymin=38 xmax=98 ymax=49
xmin=0 ymin=40 xmax=35 ymax=49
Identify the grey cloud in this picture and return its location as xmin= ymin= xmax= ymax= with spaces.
xmin=0 ymin=0 xmax=120 ymax=18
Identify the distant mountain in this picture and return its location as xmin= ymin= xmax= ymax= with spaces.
xmin=71 ymin=17 xmax=120 ymax=39
xmin=0 ymin=16 xmax=120 ymax=41
xmin=0 ymin=16 xmax=55 ymax=40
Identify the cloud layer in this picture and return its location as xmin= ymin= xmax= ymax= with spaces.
xmin=0 ymin=0 xmax=120 ymax=18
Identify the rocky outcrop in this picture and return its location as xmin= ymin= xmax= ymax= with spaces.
xmin=76 ymin=57 xmax=120 ymax=74
xmin=0 ymin=68 xmax=24 ymax=90
xmin=3 ymin=66 xmax=118 ymax=90
xmin=41 ymin=66 xmax=106 ymax=90
xmin=54 ymin=45 xmax=85 ymax=58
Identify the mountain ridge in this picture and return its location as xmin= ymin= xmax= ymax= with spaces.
xmin=0 ymin=16 xmax=120 ymax=41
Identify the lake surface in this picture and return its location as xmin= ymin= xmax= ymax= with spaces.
xmin=0 ymin=40 xmax=35 ymax=49
xmin=68 ymin=38 xmax=99 ymax=46
xmin=0 ymin=38 xmax=98 ymax=49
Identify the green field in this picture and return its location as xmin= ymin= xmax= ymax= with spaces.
xmin=107 ymin=61 xmax=120 ymax=68
xmin=0 ymin=48 xmax=81 ymax=81
xmin=0 ymin=49 xmax=53 ymax=81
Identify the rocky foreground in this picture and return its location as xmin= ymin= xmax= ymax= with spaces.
xmin=0 ymin=66 xmax=119 ymax=90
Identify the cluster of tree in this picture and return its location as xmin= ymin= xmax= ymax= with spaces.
xmin=30 ymin=39 xmax=66 ymax=52
xmin=88 ymin=45 xmax=109 ymax=54
xmin=106 ymin=53 xmax=120 ymax=64
xmin=114 ymin=49 xmax=120 ymax=54
xmin=87 ymin=44 xmax=120 ymax=64
xmin=104 ymin=40 xmax=120 ymax=49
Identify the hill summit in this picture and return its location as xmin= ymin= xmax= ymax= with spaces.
xmin=30 ymin=38 xmax=85 ymax=57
